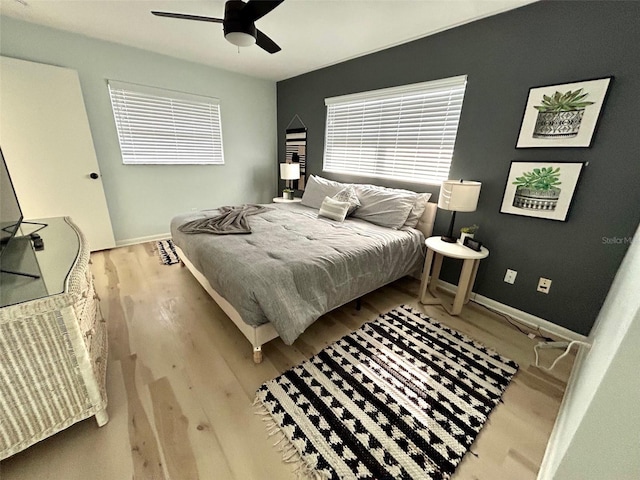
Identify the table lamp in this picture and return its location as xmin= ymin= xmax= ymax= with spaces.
xmin=438 ymin=179 xmax=482 ymax=243
xmin=280 ymin=163 xmax=300 ymax=200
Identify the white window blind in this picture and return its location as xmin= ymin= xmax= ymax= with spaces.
xmin=108 ymin=80 xmax=224 ymax=165
xmin=323 ymin=75 xmax=467 ymax=184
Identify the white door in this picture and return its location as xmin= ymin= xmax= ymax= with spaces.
xmin=0 ymin=56 xmax=115 ymax=251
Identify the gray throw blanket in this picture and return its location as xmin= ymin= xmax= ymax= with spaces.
xmin=178 ymin=204 xmax=271 ymax=235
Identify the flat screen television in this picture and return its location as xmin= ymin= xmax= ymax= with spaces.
xmin=0 ymin=147 xmax=24 ymax=258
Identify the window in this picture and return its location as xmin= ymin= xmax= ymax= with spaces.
xmin=108 ymin=80 xmax=224 ymax=165
xmin=323 ymin=75 xmax=467 ymax=184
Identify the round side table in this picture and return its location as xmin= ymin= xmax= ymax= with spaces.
xmin=418 ymin=236 xmax=489 ymax=315
xmin=272 ymin=197 xmax=302 ymax=203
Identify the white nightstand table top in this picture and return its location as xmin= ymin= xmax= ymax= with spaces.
xmin=272 ymin=197 xmax=302 ymax=203
xmin=425 ymin=236 xmax=489 ymax=260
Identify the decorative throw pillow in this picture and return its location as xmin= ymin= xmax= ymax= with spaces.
xmin=318 ymin=196 xmax=350 ymax=222
xmin=332 ymin=185 xmax=361 ymax=215
xmin=301 ymin=175 xmax=346 ymax=210
xmin=404 ymin=193 xmax=433 ymax=229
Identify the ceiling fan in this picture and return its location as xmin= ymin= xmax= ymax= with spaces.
xmin=151 ymin=0 xmax=284 ymax=54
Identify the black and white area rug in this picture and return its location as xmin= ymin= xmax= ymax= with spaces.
xmin=255 ymin=305 xmax=518 ymax=480
xmin=155 ymin=239 xmax=180 ymax=265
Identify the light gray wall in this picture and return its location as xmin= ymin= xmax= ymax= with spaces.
xmin=0 ymin=16 xmax=277 ymax=244
xmin=540 ymin=223 xmax=640 ymax=479
xmin=276 ymin=1 xmax=640 ymax=336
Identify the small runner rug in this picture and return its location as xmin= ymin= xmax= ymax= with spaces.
xmin=254 ymin=305 xmax=518 ymax=480
xmin=155 ymin=239 xmax=180 ymax=265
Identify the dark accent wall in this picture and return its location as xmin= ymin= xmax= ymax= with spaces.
xmin=276 ymin=1 xmax=640 ymax=336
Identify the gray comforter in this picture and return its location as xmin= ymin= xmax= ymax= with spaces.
xmin=170 ymin=203 xmax=425 ymax=345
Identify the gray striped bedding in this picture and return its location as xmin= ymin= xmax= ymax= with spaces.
xmin=170 ymin=203 xmax=425 ymax=345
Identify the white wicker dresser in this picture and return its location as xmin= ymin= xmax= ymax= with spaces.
xmin=0 ymin=217 xmax=108 ymax=460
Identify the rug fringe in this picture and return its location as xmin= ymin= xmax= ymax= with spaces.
xmin=254 ymin=398 xmax=330 ymax=480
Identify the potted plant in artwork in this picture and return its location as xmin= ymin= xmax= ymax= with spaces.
xmin=512 ymin=166 xmax=562 ymax=211
xmin=533 ymin=88 xmax=594 ymax=139
xmin=459 ymin=224 xmax=479 ymax=244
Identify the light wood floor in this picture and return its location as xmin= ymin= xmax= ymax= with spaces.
xmin=0 ymin=242 xmax=575 ymax=480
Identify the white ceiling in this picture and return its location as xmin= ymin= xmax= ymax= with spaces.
xmin=0 ymin=0 xmax=535 ymax=81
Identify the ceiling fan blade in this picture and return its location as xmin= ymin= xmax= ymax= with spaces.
xmin=151 ymin=11 xmax=224 ymax=24
xmin=241 ymin=0 xmax=284 ymax=22
xmin=255 ymin=29 xmax=281 ymax=54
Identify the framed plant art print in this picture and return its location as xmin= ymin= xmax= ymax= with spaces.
xmin=500 ymin=162 xmax=585 ymax=221
xmin=516 ymin=77 xmax=612 ymax=148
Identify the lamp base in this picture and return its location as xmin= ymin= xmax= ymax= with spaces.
xmin=441 ymin=210 xmax=458 ymax=243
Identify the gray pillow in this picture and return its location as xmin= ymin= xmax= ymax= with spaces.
xmin=404 ymin=193 xmax=433 ymax=228
xmin=301 ymin=175 xmax=345 ymax=209
xmin=352 ymin=185 xmax=416 ymax=229
xmin=318 ymin=196 xmax=350 ymax=222
xmin=333 ymin=185 xmax=361 ymax=215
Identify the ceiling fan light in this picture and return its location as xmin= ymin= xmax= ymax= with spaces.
xmin=225 ymin=31 xmax=256 ymax=47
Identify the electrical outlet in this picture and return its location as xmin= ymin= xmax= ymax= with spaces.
xmin=537 ymin=277 xmax=552 ymax=294
xmin=504 ymin=269 xmax=517 ymax=284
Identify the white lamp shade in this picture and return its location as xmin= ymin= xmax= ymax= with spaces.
xmin=438 ymin=180 xmax=482 ymax=212
xmin=280 ymin=163 xmax=300 ymax=180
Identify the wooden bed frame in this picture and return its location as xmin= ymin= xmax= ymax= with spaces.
xmin=175 ymin=202 xmax=437 ymax=363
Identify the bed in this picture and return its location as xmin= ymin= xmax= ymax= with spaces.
xmin=170 ymin=176 xmax=436 ymax=363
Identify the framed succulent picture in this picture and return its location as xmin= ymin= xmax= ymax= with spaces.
xmin=516 ymin=77 xmax=612 ymax=148
xmin=500 ymin=162 xmax=585 ymax=221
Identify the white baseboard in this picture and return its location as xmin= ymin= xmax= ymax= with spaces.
xmin=115 ymin=232 xmax=171 ymax=248
xmin=436 ymin=280 xmax=588 ymax=342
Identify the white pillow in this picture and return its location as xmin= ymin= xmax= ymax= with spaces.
xmin=332 ymin=185 xmax=361 ymax=215
xmin=404 ymin=193 xmax=433 ymax=228
xmin=318 ymin=196 xmax=350 ymax=222
xmin=301 ymin=175 xmax=345 ymax=209
xmin=352 ymin=185 xmax=415 ymax=229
